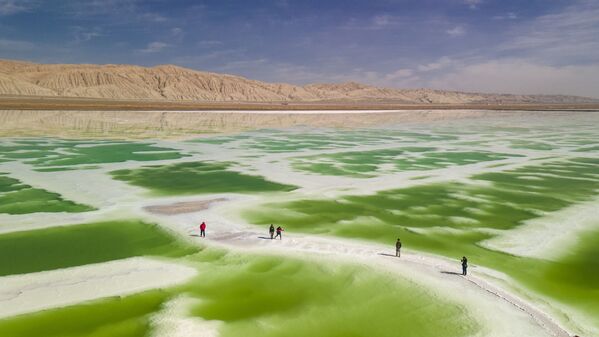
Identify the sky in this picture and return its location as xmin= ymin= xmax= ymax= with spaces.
xmin=1 ymin=0 xmax=599 ymax=97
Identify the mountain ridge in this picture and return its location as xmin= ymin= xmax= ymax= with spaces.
xmin=0 ymin=59 xmax=596 ymax=104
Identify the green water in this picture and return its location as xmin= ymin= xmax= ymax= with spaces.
xmin=508 ymin=140 xmax=555 ymax=150
xmin=292 ymin=148 xmax=521 ymax=177
xmin=0 ymin=139 xmax=188 ymax=168
xmin=0 ymin=291 xmax=169 ymax=337
xmin=0 ymin=220 xmax=197 ymax=276
xmin=0 ymin=248 xmax=478 ymax=337
xmin=183 ymin=253 xmax=478 ymax=337
xmin=0 ymin=174 xmax=94 ymax=214
xmin=111 ymin=161 xmax=296 ymax=195
xmin=195 ymin=129 xmax=459 ymax=153
xmin=28 ymin=143 xmax=188 ymax=167
xmin=244 ymin=158 xmax=599 ymax=322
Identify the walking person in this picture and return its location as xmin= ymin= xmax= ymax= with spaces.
xmin=269 ymin=224 xmax=275 ymax=239
xmin=200 ymin=221 xmax=206 ymax=238
xmin=395 ymin=238 xmax=402 ymax=257
xmin=461 ymin=256 xmax=468 ymax=276
xmin=275 ymin=226 xmax=284 ymax=240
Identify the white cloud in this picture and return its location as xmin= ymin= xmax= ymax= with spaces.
xmin=0 ymin=0 xmax=36 ymax=15
xmin=417 ymin=56 xmax=454 ymax=72
xmin=372 ymin=15 xmax=394 ymax=29
xmin=0 ymin=38 xmax=35 ymax=51
xmin=428 ymin=59 xmax=599 ymax=98
xmin=341 ymin=15 xmax=402 ymax=30
xmin=493 ymin=12 xmax=517 ymax=20
xmin=140 ymin=41 xmax=168 ymax=53
xmin=500 ymin=1 xmax=599 ymax=63
xmin=138 ymin=12 xmax=167 ymax=23
xmin=463 ymin=0 xmax=482 ymax=10
xmin=72 ymin=26 xmax=103 ymax=43
xmin=446 ymin=25 xmax=466 ymax=37
xmin=171 ymin=27 xmax=183 ymax=36
xmin=385 ymin=69 xmax=413 ymax=80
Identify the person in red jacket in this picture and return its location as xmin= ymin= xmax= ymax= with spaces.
xmin=200 ymin=221 xmax=206 ymax=237
xmin=275 ymin=226 xmax=284 ymax=240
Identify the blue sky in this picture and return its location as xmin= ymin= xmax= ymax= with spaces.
xmin=1 ymin=0 xmax=598 ymax=97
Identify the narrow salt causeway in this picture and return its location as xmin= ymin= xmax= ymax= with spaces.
xmin=0 ymin=257 xmax=197 ymax=319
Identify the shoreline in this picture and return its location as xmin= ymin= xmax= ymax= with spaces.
xmin=2 ymin=96 xmax=599 ymax=112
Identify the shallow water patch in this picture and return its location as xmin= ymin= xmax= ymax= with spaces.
xmin=0 ymin=173 xmax=94 ymax=214
xmin=0 ymin=220 xmax=197 ymax=276
xmin=111 ymin=161 xmax=296 ymax=195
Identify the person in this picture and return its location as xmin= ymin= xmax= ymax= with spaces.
xmin=275 ymin=226 xmax=284 ymax=240
xmin=395 ymin=238 xmax=402 ymax=257
xmin=200 ymin=221 xmax=206 ymax=238
xmin=269 ymin=224 xmax=275 ymax=239
xmin=461 ymin=256 xmax=468 ymax=276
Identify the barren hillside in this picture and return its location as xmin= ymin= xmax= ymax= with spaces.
xmin=0 ymin=59 xmax=596 ymax=104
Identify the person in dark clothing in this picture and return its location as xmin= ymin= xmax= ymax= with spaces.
xmin=395 ymin=238 xmax=402 ymax=257
xmin=199 ymin=222 xmax=206 ymax=237
xmin=269 ymin=224 xmax=275 ymax=239
xmin=461 ymin=256 xmax=468 ymax=275
xmin=275 ymin=226 xmax=283 ymax=240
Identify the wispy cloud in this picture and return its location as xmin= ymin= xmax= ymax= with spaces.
xmin=417 ymin=56 xmax=455 ymax=72
xmin=499 ymin=1 xmax=599 ymax=63
xmin=371 ymin=15 xmax=396 ymax=29
xmin=446 ymin=25 xmax=466 ymax=37
xmin=138 ymin=12 xmax=167 ymax=23
xmin=71 ymin=26 xmax=103 ymax=43
xmin=463 ymin=0 xmax=482 ymax=10
xmin=341 ymin=14 xmax=402 ymax=30
xmin=428 ymin=59 xmax=599 ymax=98
xmin=68 ymin=0 xmax=167 ymax=23
xmin=0 ymin=38 xmax=35 ymax=51
xmin=140 ymin=41 xmax=168 ymax=53
xmin=197 ymin=40 xmax=223 ymax=48
xmin=493 ymin=12 xmax=517 ymax=20
xmin=0 ymin=0 xmax=37 ymax=15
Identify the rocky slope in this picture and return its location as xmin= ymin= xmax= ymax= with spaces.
xmin=0 ymin=59 xmax=596 ymax=104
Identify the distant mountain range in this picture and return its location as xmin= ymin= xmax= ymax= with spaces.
xmin=0 ymin=59 xmax=596 ymax=104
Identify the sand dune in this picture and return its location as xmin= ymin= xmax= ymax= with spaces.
xmin=1 ymin=59 xmax=597 ymax=104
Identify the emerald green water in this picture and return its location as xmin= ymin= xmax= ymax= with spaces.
xmin=111 ymin=161 xmax=296 ymax=195
xmin=0 ymin=249 xmax=478 ymax=337
xmin=183 ymin=253 xmax=478 ymax=337
xmin=244 ymin=158 xmax=599 ymax=321
xmin=1 ymin=116 xmax=598 ymax=336
xmin=292 ymin=148 xmax=521 ymax=177
xmin=0 ymin=174 xmax=94 ymax=214
xmin=0 ymin=220 xmax=197 ymax=276
xmin=192 ymin=129 xmax=458 ymax=153
xmin=0 ymin=291 xmax=169 ymax=337
xmin=0 ymin=139 xmax=188 ymax=168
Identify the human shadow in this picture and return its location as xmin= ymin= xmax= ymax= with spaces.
xmin=189 ymin=234 xmax=201 ymax=237
xmin=257 ymin=236 xmax=273 ymax=240
xmin=378 ymin=253 xmax=398 ymax=257
xmin=440 ymin=271 xmax=463 ymax=276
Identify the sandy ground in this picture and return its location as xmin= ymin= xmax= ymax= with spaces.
xmin=145 ymin=198 xmax=228 ymax=215
xmin=0 ymin=257 xmax=197 ymax=319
